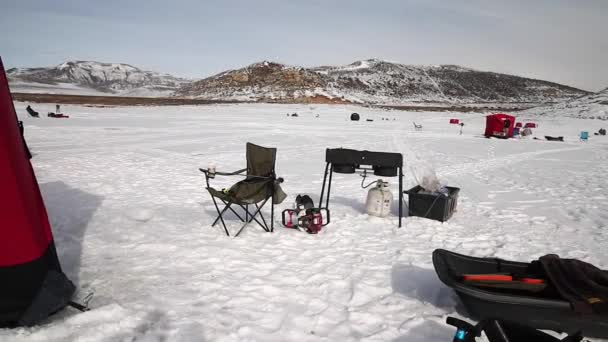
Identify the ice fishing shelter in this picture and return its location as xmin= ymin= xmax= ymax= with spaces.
xmin=350 ymin=113 xmax=360 ymax=121
xmin=485 ymin=113 xmax=516 ymax=138
xmin=0 ymin=57 xmax=76 ymax=327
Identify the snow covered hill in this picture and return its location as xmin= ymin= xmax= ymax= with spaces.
xmin=522 ymin=87 xmax=608 ymax=120
xmin=7 ymin=61 xmax=191 ymax=97
xmin=314 ymin=59 xmax=586 ymax=104
xmin=176 ymin=59 xmax=588 ymax=105
xmin=8 ymin=59 xmax=589 ymax=104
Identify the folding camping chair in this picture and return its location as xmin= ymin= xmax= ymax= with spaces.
xmin=413 ymin=122 xmax=422 ymax=131
xmin=200 ymin=143 xmax=286 ymax=237
xmin=580 ymin=131 xmax=589 ymax=142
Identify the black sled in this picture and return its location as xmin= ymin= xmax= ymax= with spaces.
xmin=433 ymin=249 xmax=608 ymax=338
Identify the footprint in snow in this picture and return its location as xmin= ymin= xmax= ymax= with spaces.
xmin=125 ymin=208 xmax=155 ymax=222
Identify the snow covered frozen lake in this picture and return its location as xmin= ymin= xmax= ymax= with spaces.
xmin=4 ymin=102 xmax=608 ymax=341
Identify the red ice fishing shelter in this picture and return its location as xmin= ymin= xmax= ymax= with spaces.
xmin=449 ymin=118 xmax=460 ymax=124
xmin=0 ymin=57 xmax=75 ymax=327
xmin=485 ymin=113 xmax=516 ymax=138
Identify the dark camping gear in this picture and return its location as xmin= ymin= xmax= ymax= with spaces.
xmin=433 ymin=249 xmax=608 ymax=337
xmin=26 ymin=105 xmax=39 ymax=118
xmin=0 ymin=57 xmax=79 ymax=327
xmin=404 ymin=185 xmax=459 ymax=222
xmin=350 ymin=113 xmax=360 ymax=121
xmin=200 ymin=143 xmax=286 ymax=237
xmin=599 ymin=128 xmax=606 ymax=136
xmin=446 ymin=316 xmax=583 ymax=342
xmin=485 ymin=113 xmax=515 ymax=138
xmin=319 ymin=148 xmax=404 ymax=227
xmin=366 ymin=119 xmax=373 ymax=122
xmin=295 ymin=194 xmax=314 ymax=210
xmin=47 ymin=112 xmax=69 ymax=118
xmin=545 ymin=136 xmax=564 ymax=142
xmin=538 ymin=254 xmax=608 ymax=315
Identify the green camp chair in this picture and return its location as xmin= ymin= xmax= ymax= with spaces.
xmin=200 ymin=143 xmax=286 ymax=237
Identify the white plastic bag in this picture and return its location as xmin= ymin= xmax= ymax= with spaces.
xmin=410 ymin=163 xmax=442 ymax=192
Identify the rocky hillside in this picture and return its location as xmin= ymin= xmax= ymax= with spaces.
xmin=175 ymin=61 xmax=345 ymax=103
xmin=176 ymin=59 xmax=588 ymax=105
xmin=522 ymin=87 xmax=608 ymax=120
xmin=7 ymin=61 xmax=191 ymax=97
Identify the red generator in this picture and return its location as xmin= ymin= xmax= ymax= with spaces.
xmin=485 ymin=113 xmax=516 ymax=138
xmin=449 ymin=118 xmax=460 ymax=124
xmin=524 ymin=122 xmax=537 ymax=128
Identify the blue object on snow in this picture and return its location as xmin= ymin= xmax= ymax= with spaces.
xmin=456 ymin=329 xmax=467 ymax=340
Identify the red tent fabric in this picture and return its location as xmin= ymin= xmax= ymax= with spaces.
xmin=524 ymin=122 xmax=537 ymax=128
xmin=0 ymin=57 xmax=74 ymax=327
xmin=485 ymin=113 xmax=516 ymax=138
xmin=449 ymin=118 xmax=460 ymax=124
xmin=515 ymin=122 xmax=523 ymax=128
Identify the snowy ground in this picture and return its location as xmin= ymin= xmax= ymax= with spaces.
xmin=3 ymin=102 xmax=608 ymax=342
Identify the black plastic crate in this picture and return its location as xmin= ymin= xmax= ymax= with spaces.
xmin=404 ymin=185 xmax=460 ymax=222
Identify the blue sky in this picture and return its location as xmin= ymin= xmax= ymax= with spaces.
xmin=1 ymin=0 xmax=606 ymax=91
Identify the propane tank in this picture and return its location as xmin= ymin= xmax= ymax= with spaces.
xmin=365 ymin=180 xmax=393 ymax=217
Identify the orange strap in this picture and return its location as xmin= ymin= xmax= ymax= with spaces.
xmin=463 ymin=274 xmax=512 ymax=282
xmin=462 ymin=274 xmax=545 ymax=284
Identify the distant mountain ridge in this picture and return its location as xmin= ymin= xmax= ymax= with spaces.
xmin=8 ymin=59 xmax=590 ymax=104
xmin=7 ymin=60 xmax=191 ymax=97
xmin=176 ymin=59 xmax=589 ymax=105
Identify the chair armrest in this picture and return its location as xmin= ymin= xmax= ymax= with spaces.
xmin=199 ymin=168 xmax=247 ymax=176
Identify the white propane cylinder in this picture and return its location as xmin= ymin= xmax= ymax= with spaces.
xmin=365 ymin=180 xmax=393 ymax=217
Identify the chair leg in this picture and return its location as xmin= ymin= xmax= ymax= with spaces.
xmin=212 ymin=200 xmax=245 ymax=227
xmin=254 ymin=203 xmax=270 ymax=231
xmin=235 ymin=198 xmax=269 ymax=237
xmin=210 ymin=196 xmax=230 ymax=236
xmin=271 ymin=195 xmax=275 ymax=232
xmin=241 ymin=203 xmax=269 ymax=231
xmin=399 ymin=166 xmax=403 ymax=228
xmin=225 ymin=200 xmax=246 ymax=222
